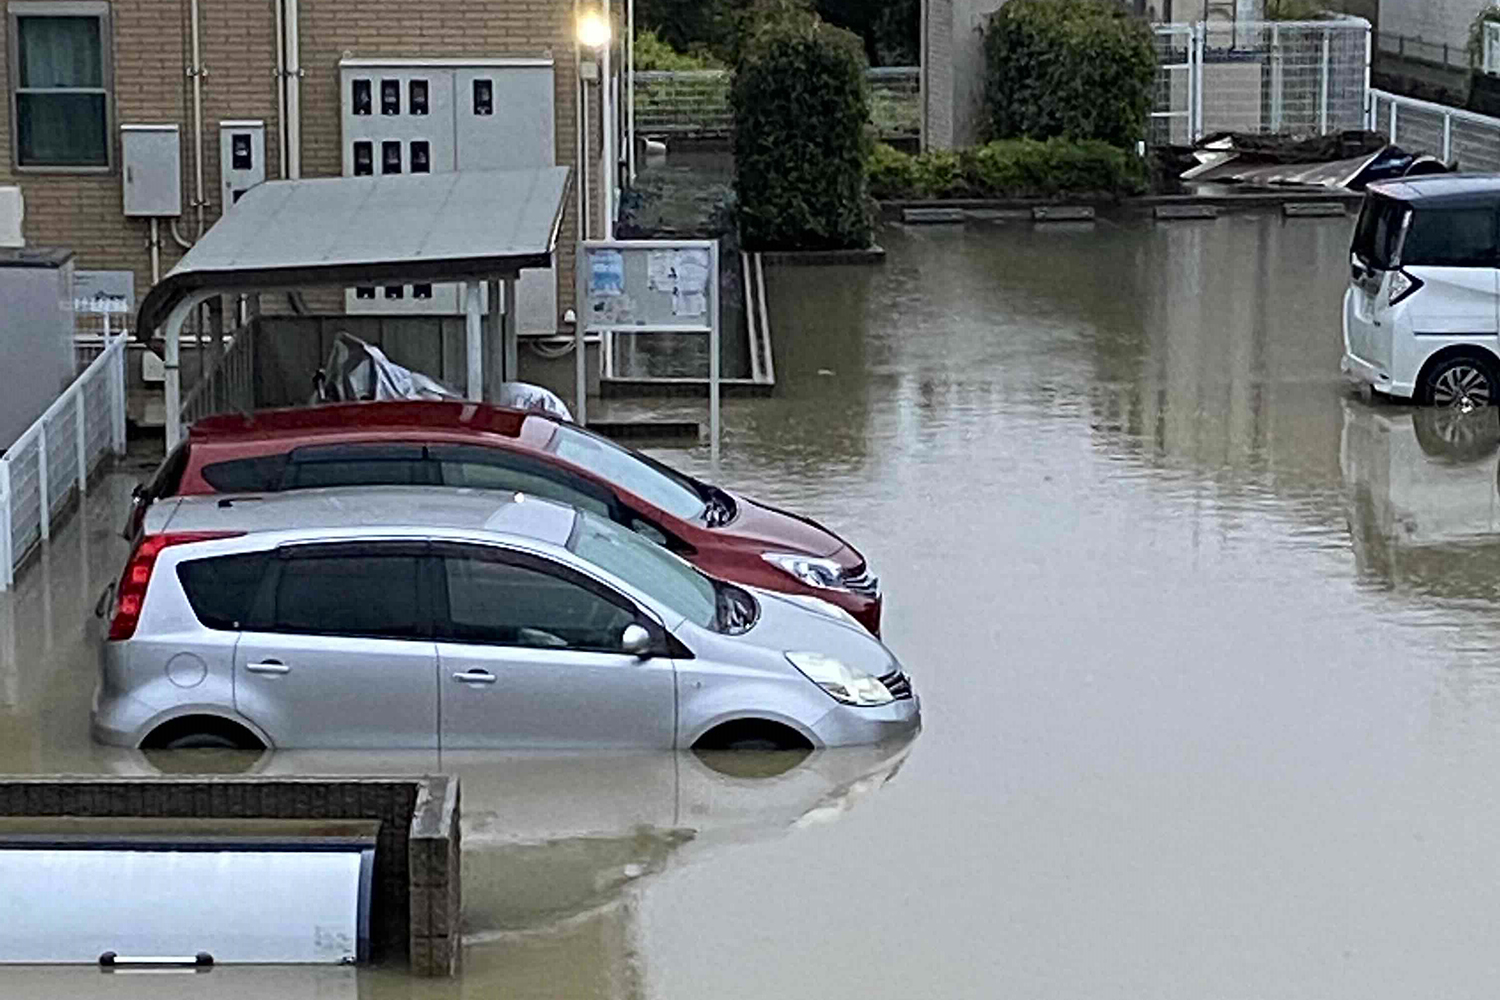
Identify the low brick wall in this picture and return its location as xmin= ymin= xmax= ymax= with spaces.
xmin=0 ymin=775 xmax=461 ymax=976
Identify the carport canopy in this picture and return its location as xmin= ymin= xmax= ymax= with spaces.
xmin=137 ymin=165 xmax=572 ymax=449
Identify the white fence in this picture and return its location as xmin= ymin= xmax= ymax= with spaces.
xmin=633 ymin=67 xmax=921 ymax=140
xmin=1152 ymin=18 xmax=1371 ymax=145
xmin=1368 ymin=90 xmax=1500 ymax=173
xmin=1 ymin=333 xmax=128 ymax=590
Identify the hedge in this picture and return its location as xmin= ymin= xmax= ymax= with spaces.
xmin=867 ymin=139 xmax=1147 ymax=201
xmin=984 ymin=0 xmax=1156 ymax=148
xmin=732 ymin=7 xmax=873 ymax=250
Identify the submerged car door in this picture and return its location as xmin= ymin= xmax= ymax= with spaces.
xmin=1399 ymin=205 xmax=1500 ymax=337
xmin=234 ymin=541 xmax=439 ymax=749
xmin=432 ymin=542 xmax=677 ymax=750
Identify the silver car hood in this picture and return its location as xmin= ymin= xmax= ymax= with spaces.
xmin=701 ymin=586 xmax=901 ymax=676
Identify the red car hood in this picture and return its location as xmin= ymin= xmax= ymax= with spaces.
xmin=724 ymin=496 xmax=850 ymax=562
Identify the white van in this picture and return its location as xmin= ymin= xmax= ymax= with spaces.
xmin=1343 ymin=176 xmax=1500 ymax=409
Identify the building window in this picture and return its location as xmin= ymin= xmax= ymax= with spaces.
xmin=9 ymin=2 xmax=112 ymax=169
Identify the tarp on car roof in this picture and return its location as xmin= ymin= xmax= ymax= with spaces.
xmin=135 ymin=166 xmax=572 ymax=334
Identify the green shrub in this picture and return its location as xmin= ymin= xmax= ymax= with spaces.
xmin=867 ymin=138 xmax=1146 ymax=200
xmin=732 ymin=7 xmax=873 ymax=250
xmin=634 ymin=28 xmax=721 ymax=71
xmin=983 ymin=0 xmax=1156 ymax=148
xmin=867 ymin=142 xmax=919 ymax=200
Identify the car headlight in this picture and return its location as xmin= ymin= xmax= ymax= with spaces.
xmin=786 ymin=652 xmax=894 ymax=707
xmin=763 ymin=552 xmax=846 ymax=590
xmin=778 ymin=593 xmax=862 ymax=628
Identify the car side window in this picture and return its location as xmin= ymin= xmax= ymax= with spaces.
xmin=248 ymin=546 xmax=426 ymax=640
xmin=430 ymin=445 xmax=615 ymax=519
xmin=177 ymin=552 xmax=269 ymax=630
xmin=1401 ymin=208 xmax=1500 ymax=268
xmin=282 ymin=443 xmax=435 ymax=490
xmin=437 ymin=547 xmax=637 ymax=653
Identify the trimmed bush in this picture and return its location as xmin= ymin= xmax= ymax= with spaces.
xmin=634 ymin=29 xmax=721 ymax=71
xmin=984 ymin=0 xmax=1156 ymax=148
xmin=867 ymin=139 xmax=1146 ymax=200
xmin=732 ymin=7 xmax=873 ymax=250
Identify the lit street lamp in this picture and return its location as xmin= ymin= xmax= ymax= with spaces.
xmin=577 ymin=6 xmax=614 ymax=239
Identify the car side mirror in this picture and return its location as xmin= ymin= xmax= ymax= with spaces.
xmin=621 ymin=623 xmax=653 ymax=658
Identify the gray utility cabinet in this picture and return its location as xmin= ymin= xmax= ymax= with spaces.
xmin=338 ymin=58 xmax=558 ymax=330
xmin=0 ymin=249 xmax=76 ymax=453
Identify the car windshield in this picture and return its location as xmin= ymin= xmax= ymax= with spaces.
xmin=1351 ymin=194 xmax=1408 ymax=270
xmin=568 ymin=511 xmax=718 ymax=629
xmin=548 ymin=424 xmax=706 ymax=520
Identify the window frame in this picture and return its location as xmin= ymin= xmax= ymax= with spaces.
xmin=8 ymin=1 xmax=114 ymax=173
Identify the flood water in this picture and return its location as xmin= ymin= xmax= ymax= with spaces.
xmin=11 ymin=211 xmax=1500 ymax=997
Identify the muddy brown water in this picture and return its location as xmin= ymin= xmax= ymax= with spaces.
xmin=8 ymin=213 xmax=1500 ymax=998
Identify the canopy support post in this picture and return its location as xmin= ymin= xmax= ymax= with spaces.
xmin=503 ymin=275 xmax=519 ymax=386
xmin=464 ymin=280 xmax=484 ymax=402
xmin=163 ymin=292 xmax=213 ymax=452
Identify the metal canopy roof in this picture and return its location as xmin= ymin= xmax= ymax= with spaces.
xmin=136 ymin=165 xmax=571 ymax=333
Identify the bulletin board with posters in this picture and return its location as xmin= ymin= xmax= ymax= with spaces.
xmin=574 ymin=240 xmax=722 ymax=448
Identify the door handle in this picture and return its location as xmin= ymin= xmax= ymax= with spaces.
xmin=246 ymin=660 xmax=290 ymax=675
xmin=452 ymin=670 xmax=497 ymax=685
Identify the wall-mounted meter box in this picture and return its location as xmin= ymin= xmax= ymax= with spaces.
xmin=120 ymin=125 xmax=182 ymax=217
xmin=338 ymin=57 xmax=557 ymax=326
xmin=219 ymin=120 xmax=266 ymax=211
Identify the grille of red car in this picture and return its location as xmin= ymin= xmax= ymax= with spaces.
xmin=844 ymin=565 xmax=880 ymax=597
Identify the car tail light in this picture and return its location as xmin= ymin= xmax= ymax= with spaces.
xmin=107 ymin=532 xmax=243 ymax=641
xmin=1390 ymin=269 xmax=1423 ymax=306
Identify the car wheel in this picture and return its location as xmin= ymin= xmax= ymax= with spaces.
xmin=1423 ymin=355 xmax=1498 ymax=411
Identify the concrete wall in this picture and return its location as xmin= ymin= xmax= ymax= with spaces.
xmin=1381 ymin=0 xmax=1485 ymax=51
xmin=924 ymin=0 xmax=1004 ymax=148
xmin=0 ymin=0 xmax=590 ymax=329
xmin=0 ymin=775 xmax=462 ymax=976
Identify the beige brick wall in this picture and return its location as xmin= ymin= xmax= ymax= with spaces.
xmin=0 ymin=0 xmax=589 ymax=325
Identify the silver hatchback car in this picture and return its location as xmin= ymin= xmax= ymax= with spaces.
xmin=95 ymin=487 xmax=920 ymax=751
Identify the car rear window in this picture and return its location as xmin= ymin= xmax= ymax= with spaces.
xmin=177 ymin=552 xmax=268 ymax=630
xmin=1399 ymin=207 xmax=1499 ymax=268
xmin=1352 ymin=195 xmax=1407 ymax=270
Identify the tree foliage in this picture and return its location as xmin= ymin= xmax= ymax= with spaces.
xmin=732 ymin=7 xmax=873 ymax=249
xmin=983 ymin=0 xmax=1156 ymax=148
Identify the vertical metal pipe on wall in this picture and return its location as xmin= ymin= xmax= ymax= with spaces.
xmin=188 ymin=0 xmax=206 ymax=236
xmin=601 ymin=0 xmax=614 ymax=238
xmin=274 ymin=0 xmax=288 ymax=178
xmin=626 ymin=0 xmax=635 ymax=183
xmin=285 ymin=0 xmax=303 ymax=179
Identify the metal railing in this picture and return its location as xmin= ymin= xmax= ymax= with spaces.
xmin=1 ymin=332 xmax=127 ymax=591
xmin=1368 ymin=89 xmax=1500 ymax=172
xmin=180 ymin=326 xmax=255 ymax=427
xmin=633 ymin=66 xmax=922 ymax=140
xmin=1152 ymin=18 xmax=1371 ymax=146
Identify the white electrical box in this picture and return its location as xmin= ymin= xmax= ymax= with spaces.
xmin=219 ymin=120 xmax=267 ymax=211
xmin=338 ymin=57 xmax=557 ymax=328
xmin=0 ymin=187 xmax=24 ymax=248
xmin=120 ymin=125 xmax=182 ymax=218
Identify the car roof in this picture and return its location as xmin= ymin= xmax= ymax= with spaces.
xmin=189 ymin=401 xmax=544 ymax=442
xmin=154 ymin=485 xmax=579 ymax=547
xmin=1368 ymin=174 xmax=1500 ymax=209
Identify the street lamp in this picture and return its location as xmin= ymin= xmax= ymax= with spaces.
xmin=577 ymin=6 xmax=614 ymax=239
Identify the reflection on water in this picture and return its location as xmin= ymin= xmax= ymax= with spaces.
xmin=22 ymin=214 xmax=1500 ymax=996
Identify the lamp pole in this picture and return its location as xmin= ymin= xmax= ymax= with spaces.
xmin=601 ymin=0 xmax=614 ymax=239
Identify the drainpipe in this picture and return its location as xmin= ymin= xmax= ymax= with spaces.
xmin=149 ymin=219 xmax=161 ymax=284
xmin=274 ymin=0 xmax=288 ymax=178
xmin=626 ymin=0 xmax=635 ymax=183
xmin=285 ymin=0 xmax=302 ymax=179
xmin=187 ymin=0 xmax=206 ymax=237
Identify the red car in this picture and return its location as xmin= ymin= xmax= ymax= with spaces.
xmin=127 ymin=402 xmax=883 ymax=634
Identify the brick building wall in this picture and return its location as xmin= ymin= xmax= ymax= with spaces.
xmin=0 ymin=0 xmax=590 ymax=327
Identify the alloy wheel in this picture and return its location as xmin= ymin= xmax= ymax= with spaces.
xmin=1431 ymin=364 xmax=1493 ymax=412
